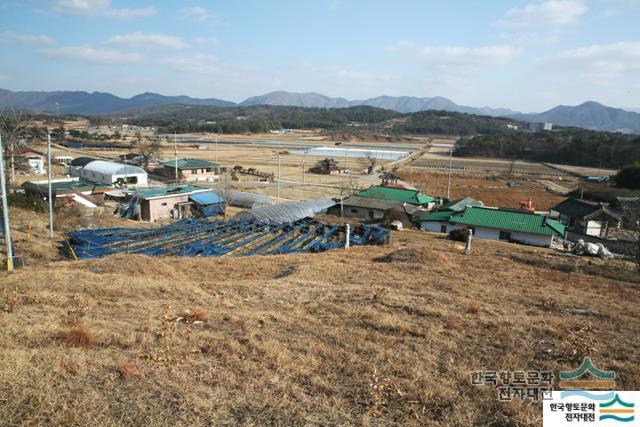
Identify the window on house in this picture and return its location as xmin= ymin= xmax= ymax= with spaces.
xmin=368 ymin=211 xmax=375 ymax=219
xmin=499 ymin=230 xmax=512 ymax=240
xmin=350 ymin=208 xmax=358 ymax=214
xmin=126 ymin=176 xmax=137 ymax=184
xmin=440 ymin=224 xmax=447 ymax=233
xmin=161 ymin=202 xmax=168 ymax=206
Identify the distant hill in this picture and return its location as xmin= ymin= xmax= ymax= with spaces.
xmin=1 ymin=88 xmax=638 ymax=133
xmin=510 ymin=101 xmax=640 ymax=134
xmin=240 ymin=91 xmax=351 ymax=109
xmin=241 ymin=91 xmax=518 ymax=116
xmin=0 ymin=89 xmax=234 ymax=115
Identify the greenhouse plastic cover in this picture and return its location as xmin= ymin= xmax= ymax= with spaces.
xmin=234 ymin=199 xmax=335 ymax=223
xmin=228 ymin=191 xmax=274 ymax=209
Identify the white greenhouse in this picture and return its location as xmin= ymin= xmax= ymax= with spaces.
xmin=80 ymin=160 xmax=148 ymax=187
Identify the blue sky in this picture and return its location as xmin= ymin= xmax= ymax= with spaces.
xmin=0 ymin=0 xmax=638 ymax=112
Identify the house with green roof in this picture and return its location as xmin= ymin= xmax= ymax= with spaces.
xmin=161 ymin=158 xmax=221 ymax=182
xmin=356 ymin=185 xmax=437 ymax=209
xmin=419 ymin=206 xmax=565 ymax=247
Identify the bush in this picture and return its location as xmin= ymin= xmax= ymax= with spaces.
xmin=8 ymin=193 xmax=48 ymax=213
xmin=616 ymin=162 xmax=640 ymax=189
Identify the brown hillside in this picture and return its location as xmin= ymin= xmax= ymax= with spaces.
xmin=1 ymin=232 xmax=639 ymax=426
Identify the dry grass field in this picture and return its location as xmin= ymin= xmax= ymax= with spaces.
xmin=1 ymin=228 xmax=639 ymax=426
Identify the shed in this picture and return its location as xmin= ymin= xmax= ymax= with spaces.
xmin=189 ymin=191 xmax=224 ymax=217
xmin=69 ymin=157 xmax=98 ymax=177
xmin=80 ymin=160 xmax=148 ymax=187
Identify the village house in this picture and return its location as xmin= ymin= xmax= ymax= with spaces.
xmin=124 ymin=185 xmax=215 ymax=221
xmin=327 ymin=196 xmax=405 ymax=221
xmin=356 ymin=185 xmax=438 ymax=209
xmin=420 ymin=206 xmax=565 ymax=247
xmin=310 ymin=158 xmax=347 ymax=175
xmin=550 ymin=198 xmax=619 ymax=237
xmin=12 ymin=148 xmax=45 ymax=174
xmin=23 ymin=178 xmax=111 ymax=207
xmin=419 ymin=197 xmax=484 ymax=233
xmin=160 ymin=158 xmax=221 ymax=182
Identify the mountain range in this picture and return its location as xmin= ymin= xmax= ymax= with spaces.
xmin=1 ymin=88 xmax=639 ymax=133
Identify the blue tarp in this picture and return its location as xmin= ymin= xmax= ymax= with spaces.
xmin=189 ymin=191 xmax=223 ymax=205
xmin=189 ymin=191 xmax=224 ymax=217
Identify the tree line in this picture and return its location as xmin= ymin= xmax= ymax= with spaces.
xmin=454 ymin=129 xmax=640 ymax=169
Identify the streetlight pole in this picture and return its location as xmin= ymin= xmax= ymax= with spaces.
xmin=47 ymin=133 xmax=54 ymax=238
xmin=0 ymin=134 xmax=14 ymax=271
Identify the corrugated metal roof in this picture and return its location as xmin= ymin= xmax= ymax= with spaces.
xmin=419 ymin=210 xmax=455 ymax=222
xmin=133 ymin=185 xmax=209 ymax=200
xmin=449 ymin=207 xmax=565 ymax=236
xmin=189 ymin=191 xmax=223 ymax=205
xmin=339 ymin=196 xmax=405 ymax=210
xmin=160 ymin=158 xmax=220 ymax=170
xmin=440 ymin=197 xmax=484 ymax=212
xmin=356 ymin=185 xmax=435 ymax=205
xmin=70 ymin=157 xmax=97 ymax=167
xmin=83 ymin=160 xmax=146 ymax=176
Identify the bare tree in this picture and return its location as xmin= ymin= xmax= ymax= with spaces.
xmin=215 ymin=171 xmax=235 ymax=220
xmin=0 ymin=109 xmax=35 ymax=188
xmin=135 ymin=139 xmax=161 ymax=169
xmin=365 ymin=152 xmax=378 ymax=175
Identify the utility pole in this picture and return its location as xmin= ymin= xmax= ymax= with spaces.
xmin=215 ymin=133 xmax=218 ymax=163
xmin=0 ymin=134 xmax=14 ymax=271
xmin=47 ymin=133 xmax=54 ymax=239
xmin=276 ymin=152 xmax=281 ymax=205
xmin=446 ymin=147 xmax=453 ymax=199
xmin=302 ymin=145 xmax=306 ymax=185
xmin=174 ymin=131 xmax=178 ymax=183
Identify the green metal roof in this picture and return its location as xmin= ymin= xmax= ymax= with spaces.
xmin=356 ymin=185 xmax=435 ymax=205
xmin=132 ymin=184 xmax=210 ymax=199
xmin=419 ymin=209 xmax=455 ymax=222
xmin=440 ymin=197 xmax=484 ymax=212
xmin=23 ymin=179 xmax=110 ymax=196
xmin=449 ymin=207 xmax=565 ymax=236
xmin=160 ymin=158 xmax=220 ymax=170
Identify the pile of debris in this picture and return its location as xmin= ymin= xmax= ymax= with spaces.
xmin=575 ymin=239 xmax=614 ymax=259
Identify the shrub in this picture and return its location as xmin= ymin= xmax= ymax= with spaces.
xmin=60 ymin=322 xmax=96 ymax=348
xmin=616 ymin=162 xmax=640 ymax=189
